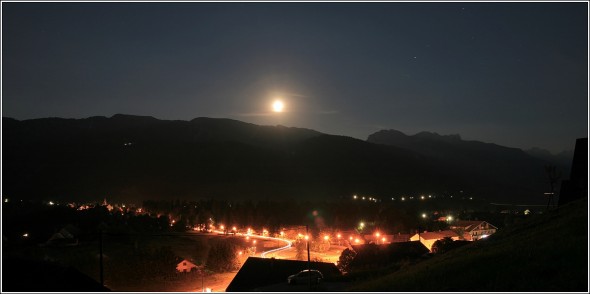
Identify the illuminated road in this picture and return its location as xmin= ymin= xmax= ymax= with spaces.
xmin=211 ymin=230 xmax=292 ymax=258
xmin=184 ymin=230 xmax=344 ymax=291
xmin=259 ymin=236 xmax=292 ymax=258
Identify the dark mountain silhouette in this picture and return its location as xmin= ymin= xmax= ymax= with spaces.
xmin=3 ymin=115 xmax=549 ymax=204
xmin=367 ymin=129 xmax=555 ymax=204
xmin=525 ymin=147 xmax=573 ymax=171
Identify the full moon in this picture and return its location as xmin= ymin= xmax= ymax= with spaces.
xmin=272 ymin=100 xmax=284 ymax=112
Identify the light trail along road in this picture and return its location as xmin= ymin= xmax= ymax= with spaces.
xmin=212 ymin=230 xmax=293 ymax=258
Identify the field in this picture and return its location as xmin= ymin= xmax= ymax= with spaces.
xmin=4 ymin=232 xmax=276 ymax=292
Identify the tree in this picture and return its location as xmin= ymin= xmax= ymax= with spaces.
xmin=431 ymin=237 xmax=454 ymax=254
xmin=205 ymin=241 xmax=240 ymax=272
xmin=451 ymin=227 xmax=466 ymax=240
xmin=337 ymin=248 xmax=356 ymax=274
xmin=294 ymin=239 xmax=306 ymax=261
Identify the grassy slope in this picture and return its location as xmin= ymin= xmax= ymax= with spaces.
xmin=349 ymin=197 xmax=589 ymax=292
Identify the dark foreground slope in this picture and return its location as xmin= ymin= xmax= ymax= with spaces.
xmin=348 ymin=197 xmax=588 ymax=292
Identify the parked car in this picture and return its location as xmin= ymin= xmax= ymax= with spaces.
xmin=287 ymin=269 xmax=323 ymax=285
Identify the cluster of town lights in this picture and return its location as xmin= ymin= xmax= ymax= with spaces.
xmin=189 ymin=222 xmax=430 ymax=250
xmin=353 ymin=195 xmax=378 ymax=202
xmin=354 ymin=194 xmax=476 ymax=202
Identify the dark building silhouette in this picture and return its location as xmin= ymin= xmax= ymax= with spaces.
xmin=2 ymin=257 xmax=110 ymax=291
xmin=226 ymin=257 xmax=340 ymax=291
xmin=559 ymin=138 xmax=588 ymax=206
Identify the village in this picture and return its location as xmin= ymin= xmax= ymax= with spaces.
xmin=2 ymin=195 xmax=503 ymax=291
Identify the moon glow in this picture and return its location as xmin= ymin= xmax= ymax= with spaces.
xmin=272 ymin=100 xmax=284 ymax=112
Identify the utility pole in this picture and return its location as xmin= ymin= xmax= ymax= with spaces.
xmin=545 ymin=166 xmax=561 ymax=211
xmin=99 ymin=229 xmax=104 ymax=287
xmin=306 ymin=225 xmax=311 ymax=291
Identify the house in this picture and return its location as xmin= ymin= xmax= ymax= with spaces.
xmin=362 ymin=234 xmax=394 ymax=244
xmin=176 ymin=259 xmax=198 ymax=273
xmin=390 ymin=233 xmax=411 ymax=243
xmin=559 ymin=138 xmax=588 ymax=206
xmin=226 ymin=257 xmax=341 ymax=291
xmin=449 ymin=220 xmax=498 ymax=241
xmin=45 ymin=224 xmax=80 ymax=247
xmin=410 ymin=230 xmax=461 ymax=251
xmin=361 ymin=233 xmax=410 ymax=244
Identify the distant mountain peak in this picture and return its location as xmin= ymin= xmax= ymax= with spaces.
xmin=414 ymin=131 xmax=462 ymax=141
xmin=110 ymin=113 xmax=158 ymax=120
xmin=369 ymin=129 xmax=462 ymax=142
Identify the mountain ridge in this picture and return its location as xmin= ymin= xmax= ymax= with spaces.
xmin=3 ymin=115 xmax=554 ymax=204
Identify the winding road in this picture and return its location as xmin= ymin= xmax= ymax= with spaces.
xmin=211 ymin=230 xmax=293 ymax=258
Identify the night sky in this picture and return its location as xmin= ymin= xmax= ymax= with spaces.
xmin=3 ymin=2 xmax=587 ymax=153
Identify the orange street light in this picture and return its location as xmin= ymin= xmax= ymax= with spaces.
xmin=324 ymin=235 xmax=329 ymax=241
